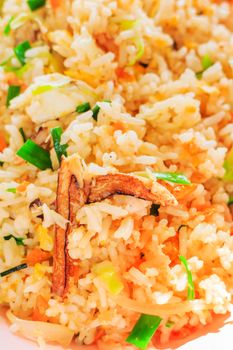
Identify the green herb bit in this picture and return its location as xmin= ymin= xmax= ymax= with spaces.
xmin=150 ymin=203 xmax=160 ymax=216
xmin=152 ymin=171 xmax=191 ymax=185
xmin=14 ymin=40 xmax=31 ymax=65
xmin=92 ymin=104 xmax=100 ymax=121
xmin=165 ymin=321 xmax=175 ymax=328
xmin=4 ymin=16 xmax=14 ymax=36
xmin=6 ymin=85 xmax=20 ymax=107
xmin=16 ymin=139 xmax=52 ymax=170
xmin=179 ymin=255 xmax=195 ymax=300
xmin=201 ymin=54 xmax=213 ymax=71
xmin=4 ymin=234 xmax=25 ymax=246
xmin=76 ymin=102 xmax=91 ymax=113
xmin=126 ymin=314 xmax=162 ymax=350
xmin=0 ymin=263 xmax=27 ymax=277
xmin=51 ymin=127 xmax=68 ymax=164
xmin=228 ymin=196 xmax=233 ymax=205
xmin=27 ymin=0 xmax=46 ymax=11
xmin=6 ymin=188 xmax=16 ymax=193
xmin=19 ymin=127 xmax=27 ymax=142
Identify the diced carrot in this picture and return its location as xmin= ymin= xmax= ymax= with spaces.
xmin=94 ymin=328 xmax=105 ymax=343
xmin=50 ymin=0 xmax=62 ymax=9
xmin=17 ymin=181 xmax=30 ymax=192
xmin=32 ymin=295 xmax=49 ymax=322
xmin=171 ymin=184 xmax=196 ymax=200
xmin=115 ymin=67 xmax=134 ymax=81
xmin=0 ymin=132 xmax=7 ymax=152
xmin=26 ymin=248 xmax=51 ymax=266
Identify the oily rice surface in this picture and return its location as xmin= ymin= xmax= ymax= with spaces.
xmin=0 ymin=0 xmax=233 ymax=348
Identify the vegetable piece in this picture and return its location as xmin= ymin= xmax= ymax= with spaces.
xmin=165 ymin=321 xmax=175 ymax=328
xmin=126 ymin=314 xmax=162 ymax=350
xmin=228 ymin=196 xmax=233 ymax=205
xmin=151 ymin=171 xmax=191 ymax=185
xmin=19 ymin=127 xmax=27 ymax=142
xmin=120 ymin=19 xmax=140 ymax=30
xmin=92 ymin=104 xmax=100 ymax=121
xmin=14 ymin=41 xmax=31 ymax=65
xmin=26 ymin=248 xmax=51 ymax=266
xmin=76 ymin=102 xmax=91 ymax=113
xmin=51 ymin=127 xmax=68 ymax=164
xmin=179 ymin=255 xmax=195 ymax=300
xmin=6 ymin=188 xmax=16 ymax=193
xmin=0 ymin=132 xmax=7 ymax=152
xmin=201 ymin=54 xmax=213 ymax=71
xmin=4 ymin=16 xmax=14 ymax=35
xmin=6 ymin=85 xmax=20 ymax=107
xmin=7 ymin=310 xmax=74 ymax=346
xmin=27 ymin=0 xmax=46 ymax=11
xmin=32 ymin=85 xmax=53 ymax=95
xmin=129 ymin=36 xmax=145 ymax=66
xmin=224 ymin=147 xmax=233 ymax=181
xmin=150 ymin=203 xmax=160 ymax=216
xmin=17 ymin=139 xmax=52 ymax=170
xmin=50 ymin=0 xmax=61 ymax=9
xmin=93 ymin=261 xmax=124 ymax=295
xmin=0 ymin=263 xmax=27 ymax=277
xmin=4 ymin=234 xmax=25 ymax=246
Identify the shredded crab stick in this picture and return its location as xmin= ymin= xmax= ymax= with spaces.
xmin=52 ymin=155 xmax=177 ymax=296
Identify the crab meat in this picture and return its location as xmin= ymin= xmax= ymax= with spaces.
xmin=52 ymin=155 xmax=177 ymax=296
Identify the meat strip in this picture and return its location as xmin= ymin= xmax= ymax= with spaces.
xmin=52 ymin=156 xmax=177 ymax=296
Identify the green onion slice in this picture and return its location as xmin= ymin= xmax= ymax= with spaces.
xmin=4 ymin=16 xmax=14 ymax=35
xmin=126 ymin=314 xmax=162 ymax=350
xmin=150 ymin=203 xmax=160 ymax=216
xmin=201 ymin=54 xmax=213 ymax=71
xmin=92 ymin=104 xmax=100 ymax=121
xmin=0 ymin=263 xmax=27 ymax=277
xmin=76 ymin=102 xmax=91 ymax=113
xmin=27 ymin=0 xmax=46 ymax=11
xmin=14 ymin=41 xmax=31 ymax=65
xmin=151 ymin=171 xmax=191 ymax=185
xmin=165 ymin=321 xmax=175 ymax=328
xmin=16 ymin=139 xmax=52 ymax=170
xmin=224 ymin=148 xmax=233 ymax=181
xmin=179 ymin=255 xmax=195 ymax=300
xmin=19 ymin=127 xmax=27 ymax=142
xmin=6 ymin=85 xmax=20 ymax=107
xmin=51 ymin=127 xmax=68 ymax=164
xmin=4 ymin=234 xmax=25 ymax=246
xmin=228 ymin=196 xmax=233 ymax=205
xmin=6 ymin=188 xmax=16 ymax=193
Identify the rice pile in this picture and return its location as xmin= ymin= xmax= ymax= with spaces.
xmin=0 ymin=0 xmax=233 ymax=349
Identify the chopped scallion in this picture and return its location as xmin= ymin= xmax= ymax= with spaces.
xmin=50 ymin=127 xmax=68 ymax=164
xmin=19 ymin=127 xmax=27 ymax=142
xmin=6 ymin=188 xmax=16 ymax=193
xmin=4 ymin=16 xmax=14 ymax=36
xmin=126 ymin=314 xmax=162 ymax=350
xmin=224 ymin=148 xmax=233 ymax=181
xmin=4 ymin=234 xmax=25 ymax=246
xmin=179 ymin=255 xmax=195 ymax=300
xmin=150 ymin=203 xmax=160 ymax=216
xmin=6 ymin=85 xmax=20 ymax=107
xmin=0 ymin=263 xmax=27 ymax=277
xmin=16 ymin=139 xmax=52 ymax=170
xmin=201 ymin=54 xmax=213 ymax=71
xmin=14 ymin=41 xmax=31 ymax=65
xmin=92 ymin=104 xmax=100 ymax=121
xmin=165 ymin=321 xmax=175 ymax=328
xmin=152 ymin=171 xmax=191 ymax=185
xmin=76 ymin=102 xmax=91 ymax=113
xmin=228 ymin=196 xmax=233 ymax=205
xmin=27 ymin=0 xmax=46 ymax=11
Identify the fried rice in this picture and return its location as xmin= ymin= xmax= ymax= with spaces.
xmin=0 ymin=0 xmax=233 ymax=349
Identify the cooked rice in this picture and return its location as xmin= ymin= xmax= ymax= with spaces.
xmin=0 ymin=0 xmax=233 ymax=349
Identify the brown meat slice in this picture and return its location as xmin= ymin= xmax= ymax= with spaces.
xmin=53 ymin=156 xmax=177 ymax=296
xmin=88 ymin=174 xmax=177 ymax=206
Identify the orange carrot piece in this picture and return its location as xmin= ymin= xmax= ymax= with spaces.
xmin=115 ymin=67 xmax=134 ymax=81
xmin=17 ymin=181 xmax=30 ymax=192
xmin=26 ymin=248 xmax=51 ymax=266
xmin=32 ymin=295 xmax=49 ymax=322
xmin=50 ymin=0 xmax=62 ymax=8
xmin=0 ymin=132 xmax=7 ymax=152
